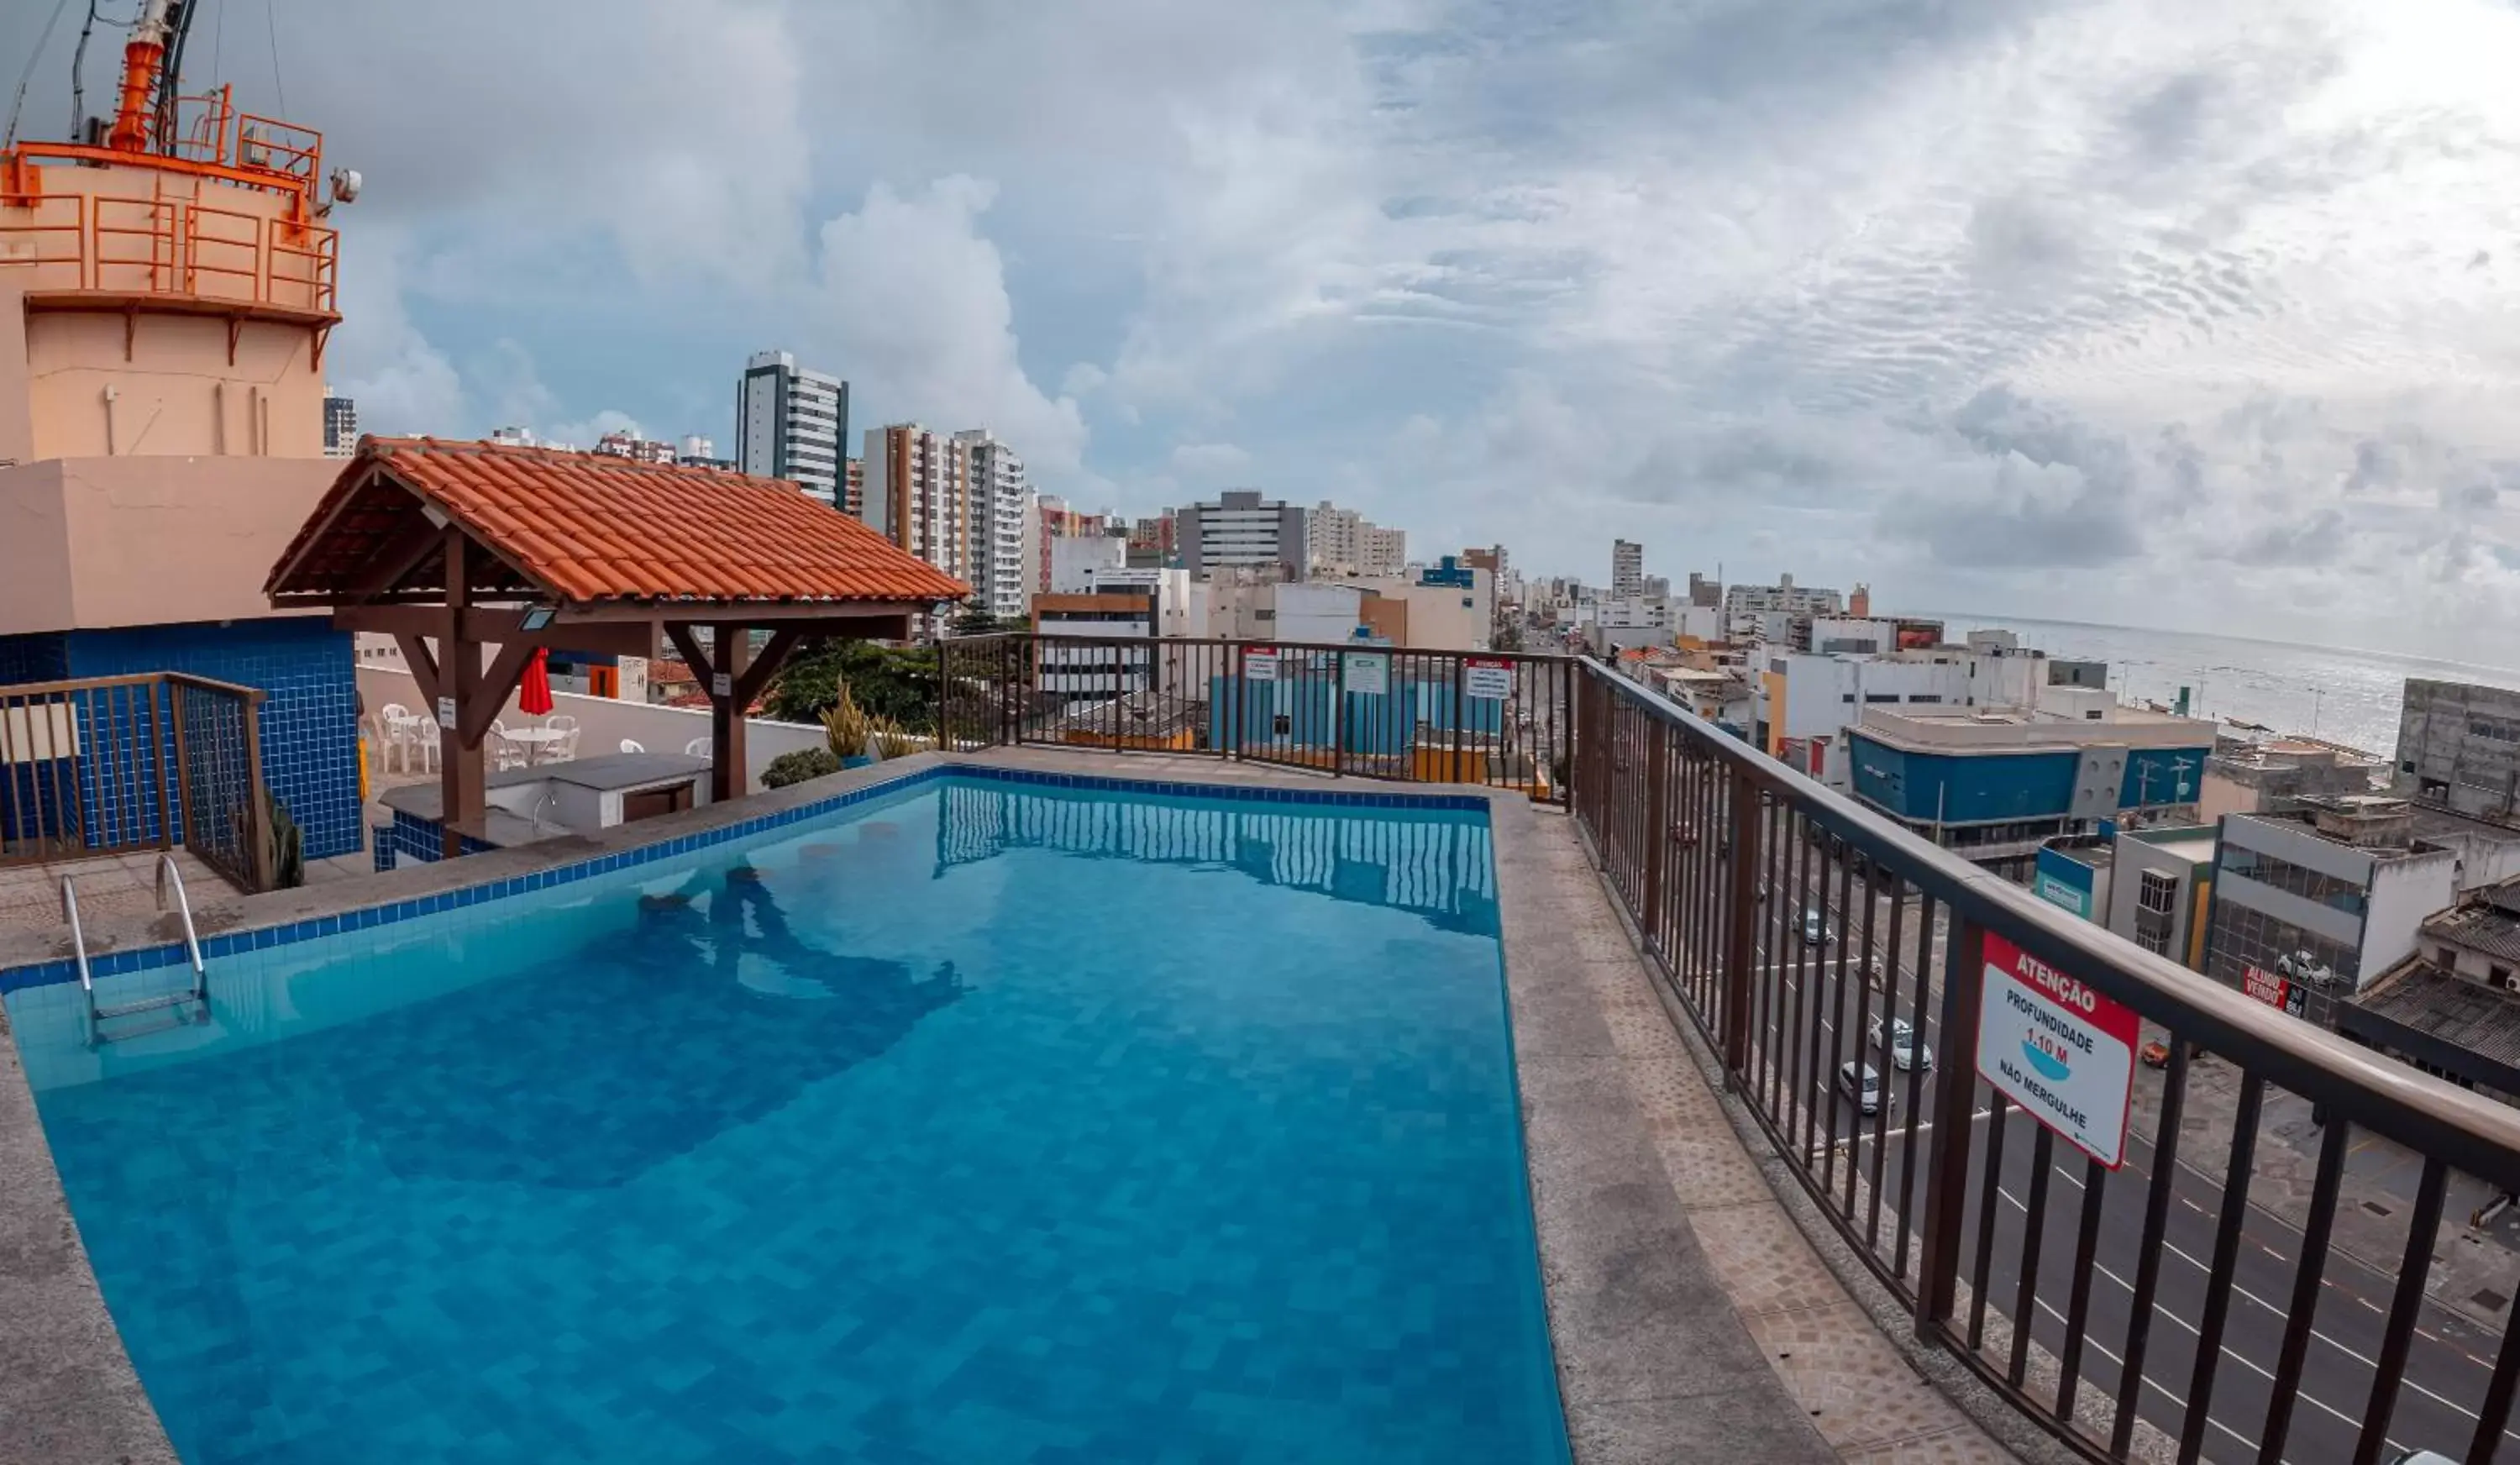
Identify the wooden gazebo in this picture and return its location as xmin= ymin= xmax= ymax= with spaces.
xmin=265 ymin=437 xmax=968 ymax=856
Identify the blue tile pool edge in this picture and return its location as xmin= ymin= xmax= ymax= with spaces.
xmin=1 ymin=762 xmax=1496 ymax=995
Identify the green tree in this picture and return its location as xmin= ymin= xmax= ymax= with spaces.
xmin=766 ymin=638 xmax=942 ymax=732
xmin=950 ymin=606 xmax=1016 ymax=637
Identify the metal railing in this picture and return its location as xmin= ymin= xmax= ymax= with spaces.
xmin=1571 ymin=661 xmax=2520 ymax=1465
xmin=0 ymin=672 xmax=275 ymax=892
xmin=936 ymin=633 xmax=1573 ymax=804
xmin=0 ymin=190 xmax=339 ymax=315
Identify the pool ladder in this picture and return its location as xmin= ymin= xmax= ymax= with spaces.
xmin=61 ymin=853 xmax=208 ymax=1045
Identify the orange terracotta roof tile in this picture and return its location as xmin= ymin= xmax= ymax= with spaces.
xmin=267 ymin=437 xmax=969 ymax=607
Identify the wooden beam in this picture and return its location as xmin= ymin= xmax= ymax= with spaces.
xmin=711 ymin=624 xmax=749 ymax=805
xmin=438 ymin=528 xmax=484 ymax=859
xmin=664 ymin=622 xmax=715 ymax=683
xmin=342 ymin=517 xmax=449 ymax=601
xmin=394 ymin=633 xmax=442 ymax=706
xmin=460 ymin=639 xmax=542 ymax=747
xmin=336 ymin=607 xmax=659 ymax=659
xmin=731 ymin=626 xmax=805 ymax=707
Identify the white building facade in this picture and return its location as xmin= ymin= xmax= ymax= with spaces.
xmin=1361 ymin=525 xmax=1409 ymax=578
xmin=1180 ymin=491 xmax=1306 ymax=580
xmin=953 ymin=428 xmax=1033 ymax=621
xmin=1611 ymin=539 xmax=1644 ymax=599
xmin=737 ymin=350 xmax=849 ymax=504
xmin=864 ymin=423 xmax=973 ymax=588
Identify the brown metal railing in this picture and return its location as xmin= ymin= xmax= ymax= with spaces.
xmin=1572 ymin=660 xmax=2520 ymax=1465
xmin=0 ymin=672 xmax=273 ymax=891
xmin=937 ymin=633 xmax=1573 ymax=804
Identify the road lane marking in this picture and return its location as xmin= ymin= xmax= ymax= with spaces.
xmin=1995 ymin=1184 xmax=2511 ymax=1437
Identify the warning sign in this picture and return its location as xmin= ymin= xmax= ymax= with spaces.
xmin=1244 ymin=650 xmax=1280 ymax=682
xmin=1342 ymin=652 xmax=1389 ymax=696
xmin=1463 ymin=659 xmax=1515 ymax=700
xmin=1975 ymin=932 xmax=2139 ymax=1168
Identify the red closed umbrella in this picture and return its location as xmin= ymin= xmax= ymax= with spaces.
xmin=520 ymin=647 xmax=554 ymax=717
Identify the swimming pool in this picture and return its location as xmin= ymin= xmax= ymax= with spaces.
xmin=7 ymin=769 xmax=1569 ymax=1464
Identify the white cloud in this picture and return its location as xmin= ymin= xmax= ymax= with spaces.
xmin=326 ymin=229 xmax=461 ymax=436
xmin=1167 ymin=442 xmax=1252 ymax=479
xmin=18 ymin=0 xmax=2520 ymax=657
xmin=795 ymin=177 xmax=1087 ymax=475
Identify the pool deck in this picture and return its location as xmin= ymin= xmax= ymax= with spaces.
xmin=0 ymin=749 xmax=2021 ymax=1464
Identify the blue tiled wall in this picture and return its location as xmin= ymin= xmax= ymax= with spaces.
xmin=0 ymin=633 xmax=70 ymax=685
xmin=373 ymin=810 xmax=493 ymax=871
xmin=56 ymin=620 xmax=361 ymax=861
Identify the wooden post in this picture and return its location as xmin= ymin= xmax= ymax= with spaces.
xmin=243 ymin=696 xmax=275 ymax=891
xmin=149 ymin=678 xmax=172 ymax=851
xmin=711 ymin=624 xmax=748 ymax=804
xmin=170 ymin=680 xmax=193 ymax=851
xmin=438 ymin=528 xmax=485 ymax=859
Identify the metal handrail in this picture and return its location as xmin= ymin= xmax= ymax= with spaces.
xmin=59 ymin=876 xmax=95 ymax=1040
xmin=1578 ymin=659 xmax=2520 ymax=1185
xmin=154 ymin=852 xmax=205 ymax=995
xmin=1573 ymin=656 xmax=2520 ymax=1463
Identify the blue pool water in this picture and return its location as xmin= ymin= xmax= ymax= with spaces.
xmin=8 ymin=773 xmax=1567 ymax=1464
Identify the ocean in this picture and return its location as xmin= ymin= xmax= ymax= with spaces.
xmin=1926 ymin=615 xmax=2520 ymax=761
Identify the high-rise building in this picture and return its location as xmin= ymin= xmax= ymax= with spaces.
xmin=736 ymin=350 xmax=848 ymax=504
xmin=843 ymin=458 xmax=865 ymax=518
xmin=1362 ymin=525 xmax=1408 ymax=578
xmin=1308 ymin=501 xmax=1363 ymax=575
xmin=1612 ymin=539 xmax=1644 ymax=599
xmin=864 ymin=423 xmax=995 ymax=604
xmin=1180 ymin=491 xmax=1306 ymax=580
xmin=953 ymin=428 xmax=1033 ymax=622
xmin=322 ymin=390 xmax=357 ymax=458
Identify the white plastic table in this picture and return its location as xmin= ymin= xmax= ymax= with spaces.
xmin=503 ymin=727 xmax=573 ymax=764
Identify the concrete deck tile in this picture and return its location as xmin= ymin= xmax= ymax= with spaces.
xmin=1744 ymin=1302 xmax=1992 ymax=1454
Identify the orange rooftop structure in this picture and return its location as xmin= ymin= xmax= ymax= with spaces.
xmin=267 ymin=438 xmax=969 ymax=853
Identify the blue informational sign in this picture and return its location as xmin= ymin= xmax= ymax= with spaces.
xmin=2033 ymin=846 xmax=2095 ymax=919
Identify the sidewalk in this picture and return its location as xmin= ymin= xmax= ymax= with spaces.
xmin=1522 ymin=816 xmax=2017 ymax=1462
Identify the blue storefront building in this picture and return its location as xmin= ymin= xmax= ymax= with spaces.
xmin=1846 ymin=706 xmax=2213 ymax=875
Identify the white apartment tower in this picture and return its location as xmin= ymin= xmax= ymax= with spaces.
xmin=1612 ymin=539 xmax=1645 ymax=599
xmin=1309 ymin=501 xmax=1364 ymax=575
xmin=1362 ymin=525 xmax=1408 ymax=578
xmin=865 ymin=423 xmax=974 ymax=589
xmin=953 ymin=428 xmax=1033 ymax=621
xmin=737 ymin=350 xmax=849 ymax=505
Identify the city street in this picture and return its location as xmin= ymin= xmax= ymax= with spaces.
xmin=1728 ymin=837 xmax=2517 ymax=1463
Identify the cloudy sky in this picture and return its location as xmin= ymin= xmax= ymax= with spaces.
xmin=12 ymin=0 xmax=2520 ymax=660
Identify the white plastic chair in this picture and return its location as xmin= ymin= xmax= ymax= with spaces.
xmin=375 ymin=704 xmax=412 ymax=773
xmin=685 ymin=738 xmax=712 ymax=758
xmin=491 ymin=731 xmax=529 ymax=772
xmin=620 ymin=739 xmax=645 ymax=754
xmin=533 ymin=714 xmax=580 ymax=766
